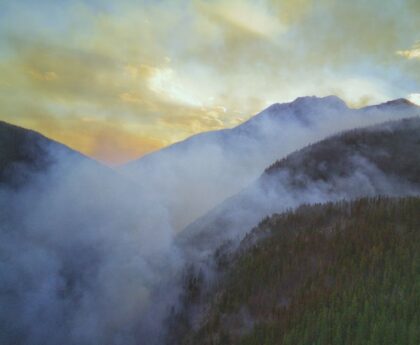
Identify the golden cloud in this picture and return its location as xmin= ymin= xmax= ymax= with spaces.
xmin=29 ymin=69 xmax=58 ymax=81
xmin=0 ymin=0 xmax=419 ymax=164
xmin=396 ymin=42 xmax=420 ymax=60
xmin=195 ymin=0 xmax=286 ymax=38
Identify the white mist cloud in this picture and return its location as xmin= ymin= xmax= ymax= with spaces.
xmin=1 ymin=97 xmax=419 ymax=345
xmin=0 ymin=144 xmax=182 ymax=345
xmin=179 ymin=117 xmax=420 ymax=261
xmin=408 ymin=93 xmax=420 ymax=105
xmin=396 ymin=41 xmax=420 ymax=60
xmin=123 ymin=96 xmax=420 ymax=232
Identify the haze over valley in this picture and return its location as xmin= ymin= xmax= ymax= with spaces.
xmin=1 ymin=97 xmax=419 ymax=344
xmin=1 ymin=1 xmax=419 ymax=344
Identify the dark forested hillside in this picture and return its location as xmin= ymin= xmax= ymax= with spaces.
xmin=265 ymin=117 xmax=420 ymax=187
xmin=171 ymin=197 xmax=420 ymax=345
xmin=180 ymin=117 xmax=420 ymax=255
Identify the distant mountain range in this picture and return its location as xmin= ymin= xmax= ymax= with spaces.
xmin=179 ymin=117 xmax=420 ymax=256
xmin=121 ymin=96 xmax=419 ymax=232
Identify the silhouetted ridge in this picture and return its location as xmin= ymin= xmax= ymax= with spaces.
xmin=0 ymin=121 xmax=104 ymax=188
xmin=0 ymin=121 xmax=61 ymax=186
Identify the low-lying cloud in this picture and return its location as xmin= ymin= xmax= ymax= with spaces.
xmin=123 ymin=97 xmax=420 ymax=232
xmin=0 ymin=98 xmax=419 ymax=345
xmin=0 ymin=142 xmax=182 ymax=345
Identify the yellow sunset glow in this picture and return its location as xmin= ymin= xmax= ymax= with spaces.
xmin=0 ymin=0 xmax=419 ymax=164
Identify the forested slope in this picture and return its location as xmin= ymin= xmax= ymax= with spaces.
xmin=180 ymin=117 xmax=420 ymax=255
xmin=171 ymin=197 xmax=420 ymax=345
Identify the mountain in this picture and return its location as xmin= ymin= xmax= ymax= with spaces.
xmin=179 ymin=117 xmax=420 ymax=257
xmin=0 ymin=122 xmax=177 ymax=345
xmin=0 ymin=120 xmax=88 ymax=187
xmin=170 ymin=196 xmax=420 ymax=345
xmin=1 ymin=100 xmax=419 ymax=345
xmin=169 ymin=116 xmax=420 ymax=345
xmin=121 ymin=96 xmax=419 ymax=232
xmin=0 ymin=120 xmax=149 ymax=204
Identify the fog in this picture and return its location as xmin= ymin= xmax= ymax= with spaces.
xmin=0 ymin=97 xmax=419 ymax=345
xmin=0 ymin=141 xmax=183 ymax=345
xmin=180 ymin=116 xmax=420 ymax=258
xmin=122 ymin=97 xmax=420 ymax=232
xmin=170 ymin=116 xmax=420 ymax=339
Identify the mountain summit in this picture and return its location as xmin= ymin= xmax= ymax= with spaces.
xmin=121 ymin=97 xmax=419 ymax=231
xmin=179 ymin=117 xmax=420 ymax=256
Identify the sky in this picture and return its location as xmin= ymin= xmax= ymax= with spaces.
xmin=0 ymin=0 xmax=419 ymax=165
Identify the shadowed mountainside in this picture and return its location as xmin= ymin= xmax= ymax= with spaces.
xmin=122 ymin=97 xmax=419 ymax=232
xmin=179 ymin=117 xmax=420 ymax=257
xmin=0 ymin=121 xmax=87 ymax=187
xmin=0 ymin=121 xmax=178 ymax=345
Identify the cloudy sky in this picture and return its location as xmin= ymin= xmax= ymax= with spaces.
xmin=0 ymin=0 xmax=419 ymax=164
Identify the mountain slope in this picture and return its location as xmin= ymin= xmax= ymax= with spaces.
xmin=171 ymin=197 xmax=420 ymax=345
xmin=0 ymin=122 xmax=177 ymax=345
xmin=179 ymin=117 xmax=420 ymax=256
xmin=0 ymin=120 xmax=88 ymax=187
xmin=121 ymin=96 xmax=419 ymax=231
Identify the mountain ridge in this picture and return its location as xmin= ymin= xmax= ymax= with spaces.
xmin=0 ymin=120 xmax=86 ymax=187
xmin=123 ymin=96 xmax=418 ymax=166
xmin=121 ymin=96 xmax=420 ymax=231
xmin=179 ymin=116 xmax=420 ymax=256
